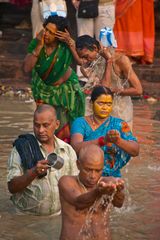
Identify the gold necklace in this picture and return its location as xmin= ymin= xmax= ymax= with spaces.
xmin=90 ymin=115 xmax=102 ymax=129
xmin=90 ymin=115 xmax=110 ymax=130
xmin=77 ymin=175 xmax=88 ymax=193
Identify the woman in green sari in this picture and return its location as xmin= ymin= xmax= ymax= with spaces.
xmin=24 ymin=15 xmax=85 ymax=142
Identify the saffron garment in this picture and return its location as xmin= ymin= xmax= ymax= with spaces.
xmin=71 ymin=116 xmax=137 ymax=177
xmin=28 ymin=39 xmax=85 ymax=141
xmin=114 ymin=0 xmax=155 ymax=64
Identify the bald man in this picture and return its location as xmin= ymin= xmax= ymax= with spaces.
xmin=7 ymin=104 xmax=78 ymax=216
xmin=58 ymin=144 xmax=125 ymax=240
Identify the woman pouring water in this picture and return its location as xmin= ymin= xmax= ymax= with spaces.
xmin=75 ymin=30 xmax=143 ymax=130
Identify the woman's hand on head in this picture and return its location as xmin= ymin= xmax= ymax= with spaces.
xmin=56 ymin=29 xmax=76 ymax=48
xmin=99 ymin=42 xmax=111 ymax=60
xmin=55 ymin=29 xmax=71 ymax=42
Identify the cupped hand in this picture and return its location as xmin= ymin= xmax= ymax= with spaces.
xmin=114 ymin=178 xmax=125 ymax=191
xmin=97 ymin=176 xmax=117 ymax=195
xmin=105 ymin=129 xmax=121 ymax=144
xmin=98 ymin=176 xmax=124 ymax=195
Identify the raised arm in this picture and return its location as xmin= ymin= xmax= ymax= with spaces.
xmin=58 ymin=175 xmax=119 ymax=210
xmin=55 ymin=29 xmax=83 ymax=65
xmin=23 ymin=30 xmax=44 ymax=73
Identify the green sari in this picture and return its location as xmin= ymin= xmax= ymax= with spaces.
xmin=28 ymin=39 xmax=85 ymax=141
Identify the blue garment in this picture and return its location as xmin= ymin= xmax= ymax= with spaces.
xmin=71 ymin=116 xmax=137 ymax=177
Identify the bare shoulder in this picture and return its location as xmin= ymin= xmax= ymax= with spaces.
xmin=58 ymin=175 xmax=76 ymax=188
xmin=115 ymin=53 xmax=132 ymax=73
xmin=115 ymin=53 xmax=131 ymax=66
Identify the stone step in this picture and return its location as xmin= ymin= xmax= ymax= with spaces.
xmin=0 ymin=27 xmax=31 ymax=84
xmin=0 ymin=57 xmax=31 ymax=84
xmin=0 ymin=28 xmax=31 ymax=57
xmin=0 ymin=2 xmax=31 ymax=28
xmin=133 ymin=58 xmax=160 ymax=82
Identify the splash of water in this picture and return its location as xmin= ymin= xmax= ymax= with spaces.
xmin=78 ymin=191 xmax=116 ymax=240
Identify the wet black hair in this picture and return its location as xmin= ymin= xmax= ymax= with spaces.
xmin=91 ymin=86 xmax=113 ymax=103
xmin=43 ymin=15 xmax=69 ymax=32
xmin=76 ymin=35 xmax=100 ymax=51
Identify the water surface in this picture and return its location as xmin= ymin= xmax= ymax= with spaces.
xmin=0 ymin=97 xmax=160 ymax=240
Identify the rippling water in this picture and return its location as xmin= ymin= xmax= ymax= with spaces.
xmin=0 ymin=96 xmax=160 ymax=240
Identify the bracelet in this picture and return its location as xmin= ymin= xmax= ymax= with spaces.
xmin=27 ymin=167 xmax=38 ymax=178
xmin=32 ymin=50 xmax=39 ymax=58
xmin=68 ymin=38 xmax=75 ymax=47
xmin=98 ymin=136 xmax=105 ymax=147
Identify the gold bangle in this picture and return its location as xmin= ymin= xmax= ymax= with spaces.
xmin=32 ymin=50 xmax=39 ymax=58
xmin=68 ymin=38 xmax=75 ymax=47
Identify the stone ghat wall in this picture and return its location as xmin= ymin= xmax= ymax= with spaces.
xmin=0 ymin=1 xmax=160 ymax=97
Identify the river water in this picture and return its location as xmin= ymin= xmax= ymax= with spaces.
xmin=0 ymin=96 xmax=160 ymax=240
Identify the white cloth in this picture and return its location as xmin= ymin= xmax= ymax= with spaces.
xmin=77 ymin=1 xmax=115 ymax=39
xmin=31 ymin=0 xmax=43 ymax=38
xmin=31 ymin=0 xmax=67 ymax=38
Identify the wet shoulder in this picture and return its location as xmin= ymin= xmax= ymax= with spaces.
xmin=59 ymin=175 xmax=77 ymax=189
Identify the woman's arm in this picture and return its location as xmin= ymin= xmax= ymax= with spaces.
xmin=58 ymin=176 xmax=118 ymax=210
xmin=23 ymin=30 xmax=44 ymax=73
xmin=105 ymin=129 xmax=139 ymax=157
xmin=55 ymin=29 xmax=83 ymax=65
xmin=100 ymin=47 xmax=113 ymax=87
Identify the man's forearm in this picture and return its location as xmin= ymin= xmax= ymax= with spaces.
xmin=8 ymin=167 xmax=38 ymax=194
xmin=75 ymin=187 xmax=101 ymax=210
